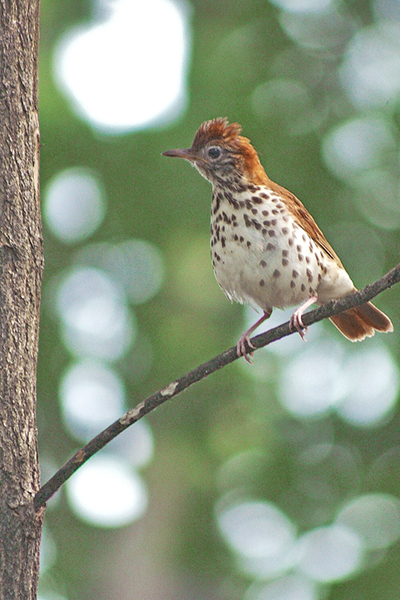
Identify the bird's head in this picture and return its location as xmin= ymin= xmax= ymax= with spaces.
xmin=163 ymin=118 xmax=268 ymax=187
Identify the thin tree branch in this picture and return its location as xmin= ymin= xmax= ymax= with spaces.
xmin=34 ymin=263 xmax=400 ymax=510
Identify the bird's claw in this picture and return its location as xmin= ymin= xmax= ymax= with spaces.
xmin=290 ymin=311 xmax=308 ymax=341
xmin=289 ymin=295 xmax=317 ymax=341
xmin=237 ymin=335 xmax=255 ymax=363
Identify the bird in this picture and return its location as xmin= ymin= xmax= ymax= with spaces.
xmin=163 ymin=118 xmax=393 ymax=362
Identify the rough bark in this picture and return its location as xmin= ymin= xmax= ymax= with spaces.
xmin=0 ymin=0 xmax=44 ymax=598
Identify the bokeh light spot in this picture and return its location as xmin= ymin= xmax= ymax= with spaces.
xmin=279 ymin=339 xmax=346 ymax=417
xmin=298 ymin=524 xmax=362 ymax=582
xmin=67 ymin=455 xmax=147 ymax=527
xmin=247 ymin=573 xmax=317 ymax=600
xmin=278 ymin=7 xmax=354 ymax=50
xmin=76 ymin=240 xmax=165 ymax=304
xmin=268 ymin=0 xmax=332 ymax=13
xmin=374 ymin=0 xmax=400 ymax=20
xmin=55 ymin=0 xmax=191 ymax=132
xmin=337 ymin=493 xmax=400 ymax=550
xmin=60 ymin=361 xmax=126 ymax=440
xmin=56 ymin=267 xmax=135 ymax=360
xmin=354 ymin=169 xmax=400 ymax=231
xmin=279 ymin=338 xmax=398 ymax=424
xmin=337 ymin=344 xmax=399 ymax=427
xmin=340 ymin=22 xmax=400 ymax=109
xmin=44 ymin=168 xmax=106 ymax=243
xmin=322 ymin=116 xmax=395 ymax=182
xmin=216 ymin=500 xmax=296 ymax=562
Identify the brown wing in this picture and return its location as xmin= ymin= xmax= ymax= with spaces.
xmin=267 ymin=180 xmax=344 ymax=267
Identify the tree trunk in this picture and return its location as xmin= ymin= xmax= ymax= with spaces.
xmin=0 ymin=0 xmax=43 ymax=598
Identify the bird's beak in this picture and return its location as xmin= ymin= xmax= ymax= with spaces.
xmin=162 ymin=147 xmax=197 ymax=162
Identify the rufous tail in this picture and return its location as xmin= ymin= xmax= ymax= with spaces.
xmin=330 ymin=301 xmax=393 ymax=342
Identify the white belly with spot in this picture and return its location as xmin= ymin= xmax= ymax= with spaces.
xmin=211 ymin=201 xmax=353 ymax=311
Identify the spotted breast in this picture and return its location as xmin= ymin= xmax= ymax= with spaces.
xmin=210 ymin=185 xmax=342 ymax=313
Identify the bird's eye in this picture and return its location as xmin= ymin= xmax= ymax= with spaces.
xmin=207 ymin=146 xmax=221 ymax=159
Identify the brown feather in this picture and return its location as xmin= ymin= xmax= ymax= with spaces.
xmin=330 ymin=302 xmax=393 ymax=341
xmin=265 ymin=181 xmax=343 ymax=266
xmin=191 ymin=117 xmax=242 ymax=149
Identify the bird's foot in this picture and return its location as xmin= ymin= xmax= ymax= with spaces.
xmin=289 ymin=295 xmax=318 ymax=341
xmin=236 ymin=309 xmax=272 ymax=363
xmin=290 ymin=310 xmax=308 ymax=341
xmin=236 ymin=334 xmax=256 ymax=364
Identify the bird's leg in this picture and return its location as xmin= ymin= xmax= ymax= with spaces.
xmin=290 ymin=295 xmax=318 ymax=341
xmin=237 ymin=309 xmax=273 ymax=363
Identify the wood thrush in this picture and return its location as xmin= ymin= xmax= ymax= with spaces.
xmin=163 ymin=118 xmax=393 ymax=362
